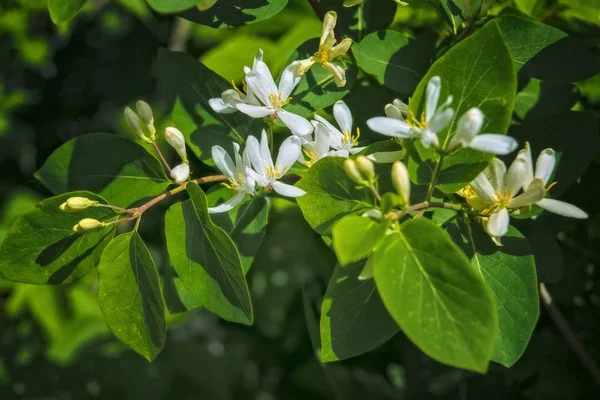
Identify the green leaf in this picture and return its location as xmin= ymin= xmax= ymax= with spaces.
xmin=514 ymin=78 xmax=578 ymax=120
xmin=0 ymin=191 xmax=116 ymax=284
xmin=447 ymin=220 xmax=539 ymax=367
xmin=179 ymin=0 xmax=288 ymax=28
xmin=332 ymin=215 xmax=390 ymax=266
xmin=155 ymin=49 xmax=266 ymax=163
xmin=295 ymin=157 xmax=375 ymax=234
xmin=35 ymin=133 xmax=171 ymax=207
xmin=98 ymin=232 xmax=166 ymax=361
xmin=47 ymin=0 xmax=86 ymax=23
xmin=322 ymin=0 xmax=397 ymax=41
xmin=207 ymin=187 xmax=269 ymax=273
xmin=280 ymin=38 xmax=357 ymax=118
xmin=165 ymin=183 xmax=253 ymax=325
xmin=373 ymin=218 xmax=497 ymax=373
xmin=146 ymin=0 xmax=198 ymax=13
xmin=404 ymin=20 xmax=516 ymax=193
xmin=321 ymin=261 xmax=399 ymax=362
xmin=510 ymin=111 xmax=599 ymax=197
xmin=353 ymin=30 xmax=435 ymax=94
xmin=495 ymin=16 xmax=600 ymax=83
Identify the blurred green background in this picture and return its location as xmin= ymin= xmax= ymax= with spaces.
xmin=1 ymin=0 xmax=600 ymax=399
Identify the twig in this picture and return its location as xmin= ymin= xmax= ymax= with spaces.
xmin=369 ymin=185 xmax=382 ymax=202
xmin=152 ymin=141 xmax=172 ymax=173
xmin=168 ymin=17 xmax=193 ymax=52
xmin=539 ymin=283 xmax=600 ymax=387
xmin=307 ymin=0 xmax=323 ymax=20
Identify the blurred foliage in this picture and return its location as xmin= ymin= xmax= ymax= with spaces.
xmin=1 ymin=0 xmax=600 ymax=399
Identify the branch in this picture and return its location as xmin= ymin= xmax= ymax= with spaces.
xmin=539 ymin=283 xmax=600 ymax=387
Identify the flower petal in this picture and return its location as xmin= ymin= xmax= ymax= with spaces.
xmin=277 ymin=109 xmax=314 ymax=137
xmin=333 ymin=100 xmax=353 ymax=134
xmin=279 ymin=61 xmax=302 ymax=100
xmin=170 ymin=163 xmax=190 ymax=184
xmin=236 ymin=103 xmax=274 ymax=118
xmin=487 ymin=208 xmax=509 ymax=237
xmin=468 ymin=134 xmax=519 ymax=155
xmin=211 ymin=145 xmax=236 ymax=180
xmin=449 ymin=107 xmax=483 ymax=149
xmin=534 ymin=148 xmax=556 ymax=186
xmin=329 ymin=38 xmax=352 ymax=59
xmin=209 ymin=97 xmax=236 ymax=114
xmin=537 ymin=198 xmax=588 ymax=219
xmin=366 ymin=117 xmax=413 ymax=138
xmin=518 ymin=142 xmax=534 ymax=189
xmin=271 ymin=181 xmax=306 ymax=197
xmin=508 ymin=179 xmax=545 ymax=208
xmin=246 ymin=134 xmax=269 ymax=174
xmin=471 ymin=172 xmax=496 ymax=204
xmin=252 ymin=49 xmax=264 ymax=70
xmin=245 ymin=166 xmax=269 ymax=187
xmin=314 ymin=123 xmax=334 ymax=156
xmin=321 ymin=11 xmax=337 ymax=46
xmin=296 ymin=57 xmax=316 ymax=75
xmin=420 ymin=129 xmax=439 ymax=148
xmin=428 ymin=107 xmax=454 ymax=133
xmin=259 ymin=129 xmax=273 ymax=169
xmin=488 ymin=158 xmax=507 ymax=192
xmin=276 ymin=135 xmax=302 ymax=172
xmin=425 ymin=76 xmax=441 ymax=122
xmin=504 ymin=158 xmax=528 ymax=197
xmin=322 ymin=61 xmax=346 ymax=87
xmin=208 ymin=192 xmax=246 ymax=214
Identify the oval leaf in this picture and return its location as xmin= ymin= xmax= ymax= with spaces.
xmin=48 ymin=0 xmax=86 ymax=23
xmin=332 ymin=215 xmax=390 ymax=266
xmin=373 ymin=218 xmax=498 ymax=373
xmin=0 ymin=191 xmax=116 ymax=284
xmin=165 ymin=183 xmax=253 ymax=325
xmin=35 ymin=133 xmax=171 ymax=207
xmin=98 ymin=232 xmax=166 ymax=361
xmin=179 ymin=0 xmax=288 ymax=28
xmin=146 ymin=0 xmax=198 ymax=13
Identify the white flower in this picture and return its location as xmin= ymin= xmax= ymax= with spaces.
xmin=171 ymin=163 xmax=190 ymax=184
xmin=447 ymin=108 xmax=518 ymax=155
xmin=301 ymin=122 xmax=334 ymax=166
xmin=209 ymin=143 xmax=256 ymax=214
xmin=296 ymin=11 xmax=352 ymax=87
xmin=237 ymin=52 xmax=313 ymax=137
xmin=470 ymin=157 xmax=545 ymax=243
xmin=312 ymin=100 xmax=365 ymax=157
xmin=245 ymin=130 xmax=306 ymax=198
xmin=165 ymin=127 xmax=188 ymax=162
xmin=367 ymin=76 xmax=454 ymax=148
xmin=208 ymin=50 xmax=263 ymax=114
xmin=519 ymin=143 xmax=588 ymax=219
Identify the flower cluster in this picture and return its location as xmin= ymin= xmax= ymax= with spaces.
xmin=460 ymin=143 xmax=588 ymax=245
xmin=367 ymin=76 xmax=518 ymax=155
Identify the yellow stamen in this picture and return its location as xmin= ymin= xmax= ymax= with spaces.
xmin=231 ymin=80 xmax=243 ymax=96
xmin=546 ymin=181 xmax=557 ymax=191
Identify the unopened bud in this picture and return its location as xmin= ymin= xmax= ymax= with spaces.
xmin=355 ymin=156 xmax=375 ymax=182
xmin=124 ymin=107 xmax=151 ymax=143
xmin=344 ymin=159 xmax=367 ymax=186
xmin=73 ymin=218 xmax=104 ymax=233
xmin=165 ymin=127 xmax=188 ymax=163
xmin=136 ymin=100 xmax=156 ymax=139
xmin=171 ymin=163 xmax=190 ymax=184
xmin=392 ymin=161 xmax=411 ymax=205
xmin=59 ymin=197 xmax=98 ymax=212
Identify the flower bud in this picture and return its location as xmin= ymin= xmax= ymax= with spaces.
xmin=73 ymin=218 xmax=104 ymax=233
xmin=344 ymin=159 xmax=367 ymax=186
xmin=355 ymin=156 xmax=375 ymax=182
xmin=124 ymin=107 xmax=151 ymax=143
xmin=171 ymin=163 xmax=190 ymax=184
xmin=136 ymin=100 xmax=156 ymax=139
xmin=165 ymin=127 xmax=188 ymax=163
xmin=59 ymin=197 xmax=98 ymax=212
xmin=384 ymin=99 xmax=409 ymax=120
xmin=392 ymin=161 xmax=411 ymax=205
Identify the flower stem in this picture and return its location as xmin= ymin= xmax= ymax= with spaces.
xmin=425 ymin=152 xmax=445 ymax=203
xmin=152 ymin=141 xmax=172 ymax=173
xmin=369 ymin=185 xmax=382 ymax=202
xmin=96 ymin=203 xmax=132 ymax=213
xmin=393 ymin=201 xmax=462 ymax=220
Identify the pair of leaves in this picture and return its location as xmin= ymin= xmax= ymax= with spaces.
xmin=35 ymin=133 xmax=171 ymax=208
xmin=0 ymin=191 xmax=116 ymax=284
xmin=404 ymin=20 xmax=517 ymax=193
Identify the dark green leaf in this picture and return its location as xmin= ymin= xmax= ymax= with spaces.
xmin=281 ymin=38 xmax=357 ymax=118
xmin=155 ymin=49 xmax=266 ymax=163
xmin=321 ymin=0 xmax=397 ymax=41
xmin=146 ymin=0 xmax=198 ymax=13
xmin=353 ymin=30 xmax=435 ymax=94
xmin=515 ymin=78 xmax=579 ymax=120
xmin=332 ymin=215 xmax=390 ymax=266
xmin=98 ymin=232 xmax=166 ymax=361
xmin=165 ymin=183 xmax=253 ymax=324
xmin=321 ymin=261 xmax=399 ymax=362
xmin=495 ymin=16 xmax=600 ymax=83
xmin=207 ymin=187 xmax=269 ymax=273
xmin=373 ymin=218 xmax=497 ymax=373
xmin=47 ymin=0 xmax=86 ymax=23
xmin=405 ymin=20 xmax=516 ymax=193
xmin=179 ymin=0 xmax=288 ymax=28
xmin=447 ymin=220 xmax=539 ymax=367
xmin=0 ymin=191 xmax=116 ymax=284
xmin=35 ymin=133 xmax=171 ymax=207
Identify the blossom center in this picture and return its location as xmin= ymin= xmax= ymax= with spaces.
xmin=269 ymin=93 xmax=291 ymax=109
xmin=222 ymin=173 xmax=244 ymax=191
xmin=265 ymin=162 xmax=288 ymax=179
xmin=343 ymin=127 xmax=360 ymax=146
xmin=303 ymin=149 xmax=318 ymax=167
xmin=314 ymin=47 xmax=331 ymax=63
xmin=405 ymin=110 xmax=427 ymax=129
xmin=231 ymin=80 xmax=247 ymax=97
